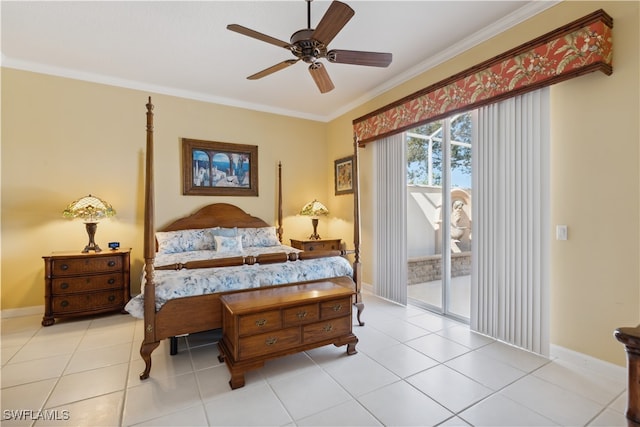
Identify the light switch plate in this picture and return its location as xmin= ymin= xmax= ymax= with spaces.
xmin=556 ymin=225 xmax=568 ymax=240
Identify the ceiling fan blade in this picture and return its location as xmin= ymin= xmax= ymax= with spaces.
xmin=311 ymin=1 xmax=354 ymax=46
xmin=327 ymin=49 xmax=392 ymax=67
xmin=308 ymin=62 xmax=334 ymax=94
xmin=248 ymin=59 xmax=299 ymax=80
xmin=227 ymin=24 xmax=291 ymax=49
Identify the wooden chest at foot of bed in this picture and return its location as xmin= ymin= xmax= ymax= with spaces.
xmin=218 ymin=281 xmax=358 ymax=389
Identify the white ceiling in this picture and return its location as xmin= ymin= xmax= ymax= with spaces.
xmin=1 ymin=1 xmax=554 ymax=121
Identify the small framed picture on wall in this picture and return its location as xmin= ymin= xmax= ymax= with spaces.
xmin=334 ymin=156 xmax=354 ymax=195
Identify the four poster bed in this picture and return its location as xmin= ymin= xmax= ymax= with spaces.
xmin=127 ymin=98 xmax=364 ymax=380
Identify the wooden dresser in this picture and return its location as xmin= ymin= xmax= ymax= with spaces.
xmin=290 ymin=238 xmax=341 ymax=252
xmin=42 ymin=249 xmax=131 ymax=326
xmin=218 ymin=279 xmax=358 ymax=389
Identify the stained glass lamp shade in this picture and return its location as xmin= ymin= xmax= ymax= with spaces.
xmin=299 ymin=199 xmax=329 ymax=240
xmin=63 ymin=194 xmax=116 ymax=253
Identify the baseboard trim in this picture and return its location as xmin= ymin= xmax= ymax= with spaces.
xmin=362 ymin=281 xmax=373 ymax=294
xmin=1 ymin=305 xmax=43 ymax=319
xmin=550 ymin=344 xmax=626 ymax=379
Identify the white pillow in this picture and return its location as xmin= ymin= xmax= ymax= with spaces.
xmin=214 ymin=235 xmax=243 ymax=253
xmin=211 ymin=227 xmax=237 ymax=250
xmin=238 ymin=226 xmax=280 ymax=247
xmin=156 ymin=228 xmax=216 ymax=254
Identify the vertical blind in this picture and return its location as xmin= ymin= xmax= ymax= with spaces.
xmin=472 ymin=87 xmax=551 ymax=355
xmin=373 ymin=133 xmax=408 ymax=304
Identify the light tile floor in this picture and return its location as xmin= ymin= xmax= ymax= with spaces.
xmin=408 ymin=275 xmax=471 ymax=319
xmin=1 ymin=293 xmax=630 ymax=426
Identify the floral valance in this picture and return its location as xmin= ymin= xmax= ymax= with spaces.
xmin=353 ymin=9 xmax=613 ymax=144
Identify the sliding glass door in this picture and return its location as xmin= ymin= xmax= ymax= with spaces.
xmin=406 ymin=113 xmax=472 ymax=321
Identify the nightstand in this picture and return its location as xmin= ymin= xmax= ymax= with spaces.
xmin=42 ymin=248 xmax=131 ymax=326
xmin=290 ymin=238 xmax=342 ymax=252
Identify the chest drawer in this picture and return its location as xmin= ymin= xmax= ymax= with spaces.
xmin=303 ymin=315 xmax=352 ymax=344
xmin=238 ymin=310 xmax=281 ymax=336
xmin=283 ymin=303 xmax=320 ymax=327
xmin=51 ymin=256 xmax=123 ymax=276
xmin=52 ymin=273 xmax=123 ymax=294
xmin=238 ymin=326 xmax=301 ymax=360
xmin=52 ymin=290 xmax=124 ymax=313
xmin=320 ymin=297 xmax=352 ymax=320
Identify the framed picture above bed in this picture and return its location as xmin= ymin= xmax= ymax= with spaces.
xmin=334 ymin=156 xmax=354 ymax=195
xmin=182 ymin=138 xmax=258 ymax=196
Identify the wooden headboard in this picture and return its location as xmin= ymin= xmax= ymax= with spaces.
xmin=160 ymin=203 xmax=270 ymax=232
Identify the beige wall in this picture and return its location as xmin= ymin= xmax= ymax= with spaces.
xmin=1 ymin=70 xmax=328 ymax=302
xmin=2 ymin=1 xmax=638 ymax=366
xmin=326 ymin=1 xmax=639 ymax=366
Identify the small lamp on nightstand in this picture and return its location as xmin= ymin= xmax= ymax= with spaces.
xmin=300 ymin=199 xmax=329 ymax=240
xmin=63 ymin=194 xmax=116 ymax=253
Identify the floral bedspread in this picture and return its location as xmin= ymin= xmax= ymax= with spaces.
xmin=124 ymin=245 xmax=353 ymax=318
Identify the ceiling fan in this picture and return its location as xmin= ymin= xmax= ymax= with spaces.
xmin=227 ymin=0 xmax=392 ymax=94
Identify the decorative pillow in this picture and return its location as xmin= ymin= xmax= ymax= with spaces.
xmin=239 ymin=226 xmax=280 ymax=247
xmin=211 ymin=227 xmax=237 ymax=250
xmin=156 ymin=228 xmax=216 ymax=254
xmin=214 ymin=235 xmax=243 ymax=253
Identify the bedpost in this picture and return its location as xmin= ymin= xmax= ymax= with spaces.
xmin=353 ymin=134 xmax=364 ymax=326
xmin=140 ymin=97 xmax=159 ymax=380
xmin=277 ymin=161 xmax=283 ymax=243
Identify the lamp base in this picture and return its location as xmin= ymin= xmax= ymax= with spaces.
xmin=308 ymin=218 xmax=321 ymax=240
xmin=82 ymin=243 xmax=102 ymax=253
xmin=82 ymin=222 xmax=102 ymax=253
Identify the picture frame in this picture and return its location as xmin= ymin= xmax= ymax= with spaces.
xmin=182 ymin=138 xmax=258 ymax=196
xmin=334 ymin=156 xmax=354 ymax=195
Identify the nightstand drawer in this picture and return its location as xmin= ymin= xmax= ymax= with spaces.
xmin=52 ymin=273 xmax=123 ymax=294
xmin=290 ymin=239 xmax=341 ymax=251
xmin=51 ymin=256 xmax=123 ymax=276
xmin=51 ymin=290 xmax=124 ymax=313
xmin=305 ymin=241 xmax=339 ymax=251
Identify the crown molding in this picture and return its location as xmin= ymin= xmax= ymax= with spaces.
xmin=1 ymin=1 xmax=559 ymax=124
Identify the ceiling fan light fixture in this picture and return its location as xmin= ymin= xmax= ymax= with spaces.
xmin=227 ymin=0 xmax=392 ymax=93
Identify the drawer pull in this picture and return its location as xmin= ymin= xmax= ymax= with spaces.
xmin=297 ymin=311 xmax=308 ymax=319
xmin=255 ymin=319 xmax=267 ymax=327
xmin=108 ymin=295 xmax=116 ymax=302
xmin=265 ymin=337 xmax=278 ymax=346
xmin=323 ymin=324 xmax=334 ymax=333
xmin=108 ymin=278 xmax=116 ymax=285
xmin=61 ymin=300 xmax=69 ymax=307
xmin=60 ymin=282 xmax=69 ymax=290
xmin=107 ymin=261 xmax=116 ymax=267
xmin=332 ymin=304 xmax=343 ymax=312
xmin=60 ymin=264 xmax=69 ymax=271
